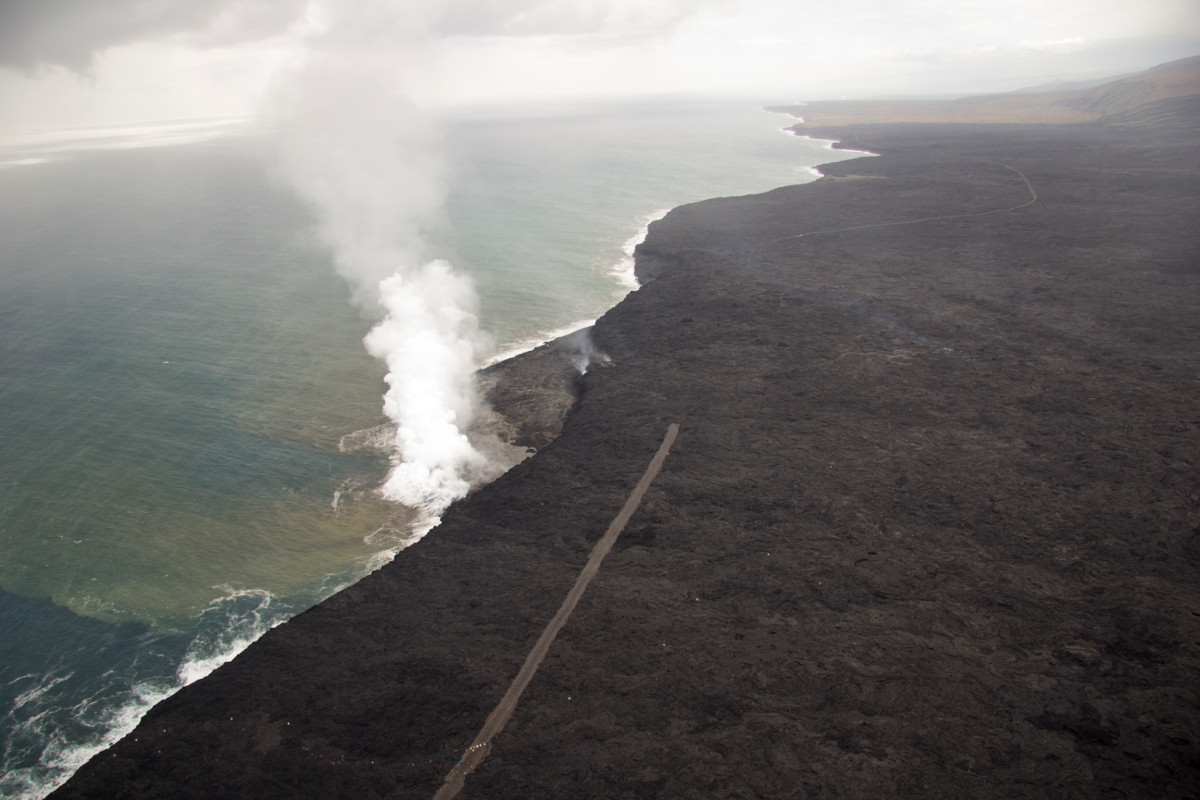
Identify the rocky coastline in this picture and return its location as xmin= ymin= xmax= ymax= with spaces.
xmin=52 ymin=69 xmax=1200 ymax=798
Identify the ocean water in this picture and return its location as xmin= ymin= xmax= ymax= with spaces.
xmin=0 ymin=100 xmax=854 ymax=797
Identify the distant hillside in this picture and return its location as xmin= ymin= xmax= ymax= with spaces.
xmin=779 ymin=55 xmax=1200 ymax=128
xmin=1010 ymin=74 xmax=1138 ymax=95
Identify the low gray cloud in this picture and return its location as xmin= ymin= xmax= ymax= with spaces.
xmin=0 ymin=0 xmax=724 ymax=73
xmin=0 ymin=0 xmax=305 ymax=71
xmin=428 ymin=0 xmax=721 ymax=37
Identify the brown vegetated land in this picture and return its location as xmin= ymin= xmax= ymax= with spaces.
xmin=776 ymin=55 xmax=1200 ymax=126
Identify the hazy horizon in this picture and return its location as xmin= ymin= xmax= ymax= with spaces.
xmin=1 ymin=0 xmax=1197 ymax=135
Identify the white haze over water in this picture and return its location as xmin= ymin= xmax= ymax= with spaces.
xmin=271 ymin=42 xmax=492 ymax=522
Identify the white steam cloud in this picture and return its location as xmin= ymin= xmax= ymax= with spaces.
xmin=363 ymin=263 xmax=488 ymax=508
xmin=265 ymin=0 xmax=711 ymax=524
xmin=270 ymin=17 xmax=490 ymax=522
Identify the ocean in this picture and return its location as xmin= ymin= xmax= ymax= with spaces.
xmin=0 ymin=99 xmax=854 ymax=797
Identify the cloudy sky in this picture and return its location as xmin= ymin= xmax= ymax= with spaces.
xmin=1 ymin=0 xmax=1197 ymax=133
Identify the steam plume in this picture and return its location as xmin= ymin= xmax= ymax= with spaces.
xmin=270 ymin=23 xmax=488 ymax=522
xmin=363 ymin=262 xmax=488 ymax=509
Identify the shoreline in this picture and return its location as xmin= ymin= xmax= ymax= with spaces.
xmin=51 ymin=70 xmax=1200 ymax=797
xmin=8 ymin=106 xmax=851 ymax=800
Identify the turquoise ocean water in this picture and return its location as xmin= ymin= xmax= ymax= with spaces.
xmin=0 ymin=100 xmax=855 ymax=797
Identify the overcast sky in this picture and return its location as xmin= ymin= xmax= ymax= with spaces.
xmin=1 ymin=0 xmax=1197 ymax=133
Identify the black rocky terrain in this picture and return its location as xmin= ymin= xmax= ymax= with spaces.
xmin=52 ymin=106 xmax=1200 ymax=798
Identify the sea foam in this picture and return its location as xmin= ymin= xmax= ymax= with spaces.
xmin=0 ymin=588 xmax=280 ymax=800
xmin=611 ymin=208 xmax=670 ymax=291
